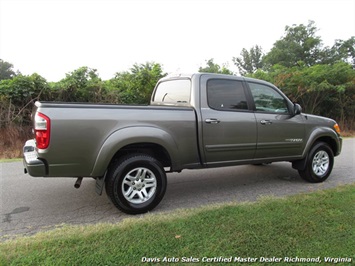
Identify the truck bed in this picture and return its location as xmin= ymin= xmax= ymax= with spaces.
xmin=26 ymin=102 xmax=200 ymax=177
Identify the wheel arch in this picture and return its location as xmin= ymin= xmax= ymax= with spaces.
xmin=108 ymin=142 xmax=172 ymax=170
xmin=90 ymin=126 xmax=179 ymax=176
xmin=292 ymin=129 xmax=340 ymax=171
xmin=314 ymin=136 xmax=338 ymax=156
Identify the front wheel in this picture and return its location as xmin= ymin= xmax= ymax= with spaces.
xmin=105 ymin=154 xmax=167 ymax=214
xmin=298 ymin=142 xmax=334 ymax=183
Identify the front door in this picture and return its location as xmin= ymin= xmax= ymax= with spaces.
xmin=247 ymin=82 xmax=305 ymax=159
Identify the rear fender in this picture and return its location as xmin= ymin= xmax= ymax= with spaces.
xmin=90 ymin=126 xmax=179 ymax=176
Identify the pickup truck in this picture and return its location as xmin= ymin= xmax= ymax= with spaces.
xmin=23 ymin=73 xmax=342 ymax=214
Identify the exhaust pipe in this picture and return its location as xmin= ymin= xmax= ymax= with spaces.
xmin=74 ymin=177 xmax=83 ymax=189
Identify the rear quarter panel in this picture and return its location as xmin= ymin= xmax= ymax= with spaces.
xmin=36 ymin=103 xmax=199 ymax=177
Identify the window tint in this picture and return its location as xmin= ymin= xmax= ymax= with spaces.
xmin=207 ymin=79 xmax=248 ymax=111
xmin=248 ymin=82 xmax=289 ymax=113
xmin=153 ymin=79 xmax=191 ymax=104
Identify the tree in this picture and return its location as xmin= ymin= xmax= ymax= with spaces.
xmin=199 ymin=58 xmax=234 ymax=75
xmin=0 ymin=73 xmax=49 ymax=126
xmin=0 ymin=59 xmax=17 ymax=81
xmin=108 ymin=62 xmax=166 ymax=104
xmin=263 ymin=21 xmax=323 ymax=68
xmin=232 ymin=45 xmax=264 ymax=75
xmin=322 ymin=37 xmax=355 ymax=67
xmin=248 ymin=62 xmax=355 ymax=129
xmin=53 ymin=66 xmax=104 ymax=102
xmin=337 ymin=37 xmax=355 ymax=67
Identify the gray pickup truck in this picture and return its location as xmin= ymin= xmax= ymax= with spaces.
xmin=23 ymin=73 xmax=342 ymax=214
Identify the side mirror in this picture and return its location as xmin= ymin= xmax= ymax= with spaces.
xmin=293 ymin=103 xmax=302 ymax=115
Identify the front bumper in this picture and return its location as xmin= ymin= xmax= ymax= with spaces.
xmin=23 ymin=139 xmax=47 ymax=177
xmin=337 ymin=136 xmax=343 ymax=156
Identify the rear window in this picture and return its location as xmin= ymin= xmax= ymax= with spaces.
xmin=152 ymin=79 xmax=191 ymax=104
xmin=207 ymin=79 xmax=249 ymax=111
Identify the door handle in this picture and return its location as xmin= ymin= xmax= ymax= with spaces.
xmin=205 ymin=118 xmax=220 ymax=124
xmin=260 ymin=120 xmax=272 ymax=125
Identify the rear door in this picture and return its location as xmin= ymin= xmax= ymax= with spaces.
xmin=200 ymin=76 xmax=257 ymax=165
xmin=247 ymin=81 xmax=305 ymax=159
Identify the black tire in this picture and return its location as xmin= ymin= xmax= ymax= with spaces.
xmin=105 ymin=154 xmax=167 ymax=214
xmin=252 ymin=163 xmax=272 ymax=166
xmin=298 ymin=142 xmax=334 ymax=183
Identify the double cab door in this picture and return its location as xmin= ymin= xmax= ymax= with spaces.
xmin=199 ymin=75 xmax=305 ymax=165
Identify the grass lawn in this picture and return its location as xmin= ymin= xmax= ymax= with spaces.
xmin=0 ymin=184 xmax=354 ymax=265
xmin=0 ymin=158 xmax=22 ymax=163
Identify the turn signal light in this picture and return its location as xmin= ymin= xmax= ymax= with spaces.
xmin=334 ymin=123 xmax=341 ymax=135
xmin=35 ymin=112 xmax=51 ymax=149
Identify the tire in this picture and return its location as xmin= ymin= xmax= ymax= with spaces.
xmin=105 ymin=154 xmax=167 ymax=214
xmin=252 ymin=163 xmax=272 ymax=166
xmin=298 ymin=142 xmax=334 ymax=183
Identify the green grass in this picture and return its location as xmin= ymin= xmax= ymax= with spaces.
xmin=0 ymin=158 xmax=22 ymax=163
xmin=1 ymin=185 xmax=354 ymax=266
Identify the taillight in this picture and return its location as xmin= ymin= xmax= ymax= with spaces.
xmin=35 ymin=112 xmax=50 ymax=149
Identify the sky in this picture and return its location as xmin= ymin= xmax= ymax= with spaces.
xmin=0 ymin=0 xmax=354 ymax=82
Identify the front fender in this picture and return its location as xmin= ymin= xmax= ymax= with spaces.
xmin=90 ymin=126 xmax=180 ymax=176
xmin=293 ymin=126 xmax=342 ymax=171
xmin=303 ymin=127 xmax=342 ymax=158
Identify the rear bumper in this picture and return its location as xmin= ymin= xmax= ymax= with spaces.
xmin=23 ymin=139 xmax=47 ymax=177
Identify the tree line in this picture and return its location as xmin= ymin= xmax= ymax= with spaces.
xmin=200 ymin=21 xmax=355 ymax=130
xmin=1 ymin=21 xmax=354 ymax=130
xmin=0 ymin=62 xmax=166 ymax=128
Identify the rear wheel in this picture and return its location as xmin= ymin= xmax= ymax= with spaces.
xmin=105 ymin=154 xmax=167 ymax=214
xmin=298 ymin=142 xmax=334 ymax=183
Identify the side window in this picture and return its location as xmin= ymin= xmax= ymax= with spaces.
xmin=207 ymin=79 xmax=248 ymax=111
xmin=153 ymin=79 xmax=191 ymax=104
xmin=248 ymin=82 xmax=289 ymax=113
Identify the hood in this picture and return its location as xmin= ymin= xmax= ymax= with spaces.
xmin=302 ymin=113 xmax=336 ymax=124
